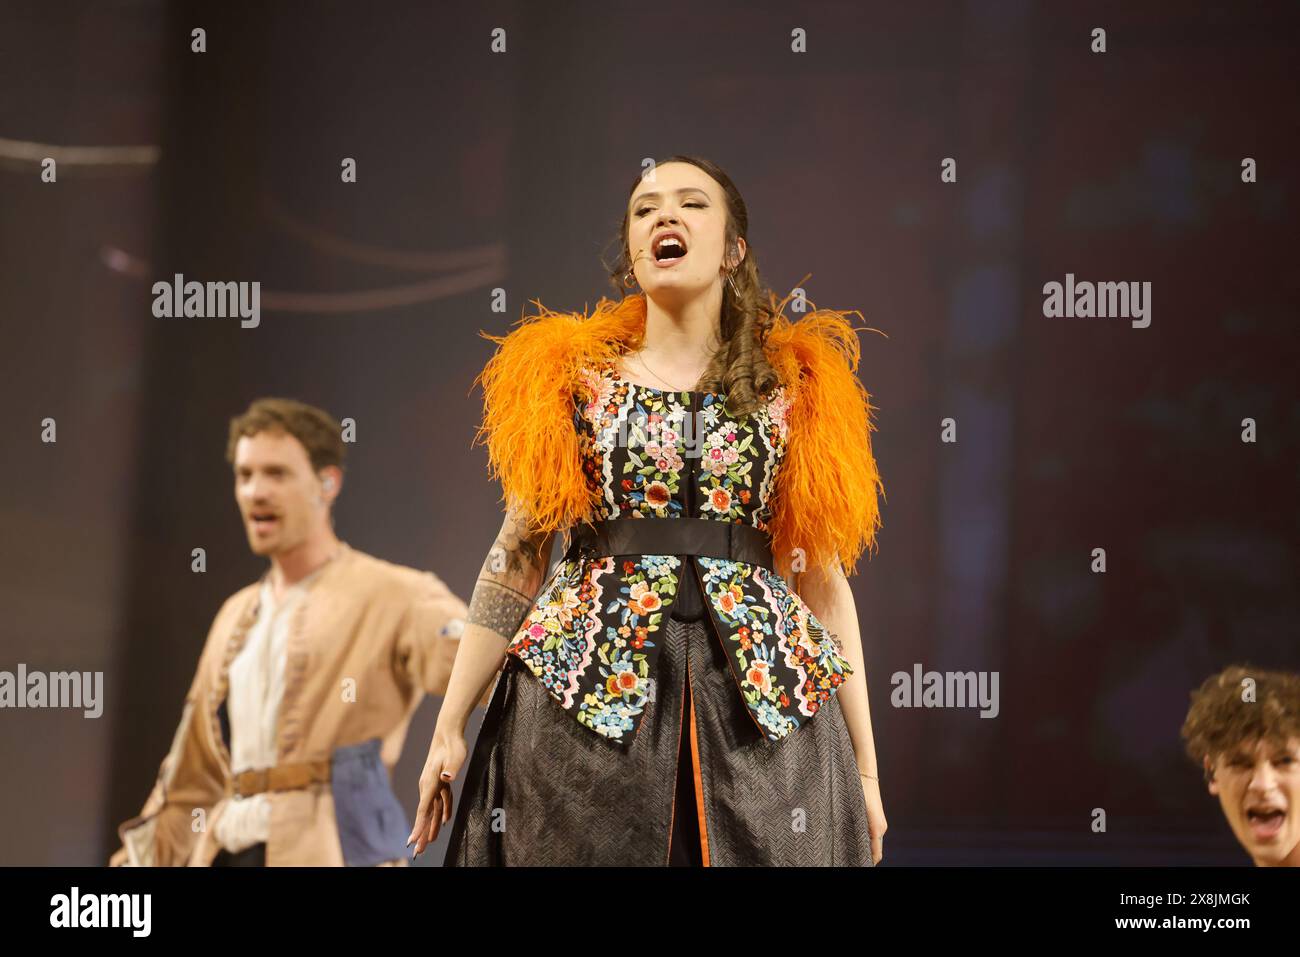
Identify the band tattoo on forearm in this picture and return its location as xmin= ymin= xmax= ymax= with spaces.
xmin=469 ymin=519 xmax=550 ymax=639
xmin=467 ymin=579 xmax=534 ymax=639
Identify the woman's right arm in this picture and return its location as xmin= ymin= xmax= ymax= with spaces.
xmin=407 ymin=500 xmax=556 ymax=855
xmin=437 ymin=500 xmax=555 ymax=735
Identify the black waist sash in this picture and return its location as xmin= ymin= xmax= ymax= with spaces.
xmin=562 ymin=517 xmax=775 ymax=571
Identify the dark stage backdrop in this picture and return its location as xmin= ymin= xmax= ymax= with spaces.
xmin=1 ymin=0 xmax=1296 ymax=866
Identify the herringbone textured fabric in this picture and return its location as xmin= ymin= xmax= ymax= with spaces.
xmin=443 ymin=582 xmax=873 ymax=867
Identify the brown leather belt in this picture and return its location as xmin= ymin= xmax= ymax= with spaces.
xmin=230 ymin=760 xmax=331 ymax=798
xmin=563 ymin=517 xmax=775 ymax=571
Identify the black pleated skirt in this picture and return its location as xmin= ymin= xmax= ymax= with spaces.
xmin=443 ymin=560 xmax=873 ymax=867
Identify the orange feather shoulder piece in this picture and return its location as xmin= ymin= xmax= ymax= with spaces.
xmin=471 ymin=293 xmax=649 ymax=536
xmin=763 ymin=293 xmax=887 ymax=580
xmin=471 ymin=289 xmax=886 ymax=579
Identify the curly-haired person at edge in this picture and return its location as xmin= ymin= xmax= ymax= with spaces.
xmin=1182 ymin=665 xmax=1300 ymax=867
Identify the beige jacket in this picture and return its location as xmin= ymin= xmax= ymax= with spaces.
xmin=110 ymin=543 xmax=489 ymax=866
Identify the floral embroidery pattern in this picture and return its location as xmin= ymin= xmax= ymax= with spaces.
xmin=505 ymin=557 xmax=605 ymax=710
xmin=577 ymin=553 xmax=680 ymax=739
xmin=695 ymin=558 xmax=854 ymax=740
xmin=697 ymin=400 xmax=751 ymax=523
xmin=505 ymin=361 xmax=854 ymax=744
xmin=617 ymin=388 xmax=689 ymax=519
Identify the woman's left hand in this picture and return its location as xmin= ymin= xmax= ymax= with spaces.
xmin=861 ymin=776 xmax=887 ymax=865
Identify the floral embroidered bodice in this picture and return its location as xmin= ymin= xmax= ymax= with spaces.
xmin=504 ymin=359 xmax=854 ymax=744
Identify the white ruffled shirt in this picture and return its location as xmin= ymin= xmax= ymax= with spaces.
xmin=213 ymin=574 xmax=312 ymax=853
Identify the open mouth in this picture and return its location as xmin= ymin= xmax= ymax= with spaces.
xmin=1245 ymin=807 xmax=1286 ymax=840
xmin=652 ymin=232 xmax=688 ymax=265
xmin=249 ymin=511 xmax=280 ymax=534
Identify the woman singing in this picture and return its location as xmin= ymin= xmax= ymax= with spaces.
xmin=409 ymin=155 xmax=887 ymax=866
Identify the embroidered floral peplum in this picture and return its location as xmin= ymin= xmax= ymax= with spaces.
xmin=504 ymin=360 xmax=854 ymax=743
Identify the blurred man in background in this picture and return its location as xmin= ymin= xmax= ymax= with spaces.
xmin=111 ymin=397 xmax=485 ymax=866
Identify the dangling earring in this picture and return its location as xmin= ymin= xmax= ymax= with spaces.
xmin=622 ymin=269 xmax=638 ymax=289
xmin=724 ymin=241 xmax=742 ymax=297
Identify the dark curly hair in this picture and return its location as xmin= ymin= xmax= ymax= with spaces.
xmin=603 ymin=154 xmax=783 ymax=419
xmin=1180 ymin=664 xmax=1300 ymax=766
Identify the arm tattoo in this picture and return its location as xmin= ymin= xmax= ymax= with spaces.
xmin=467 ymin=579 xmax=535 ymax=640
xmin=482 ymin=523 xmax=546 ymax=578
xmin=469 ymin=512 xmax=553 ymax=640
